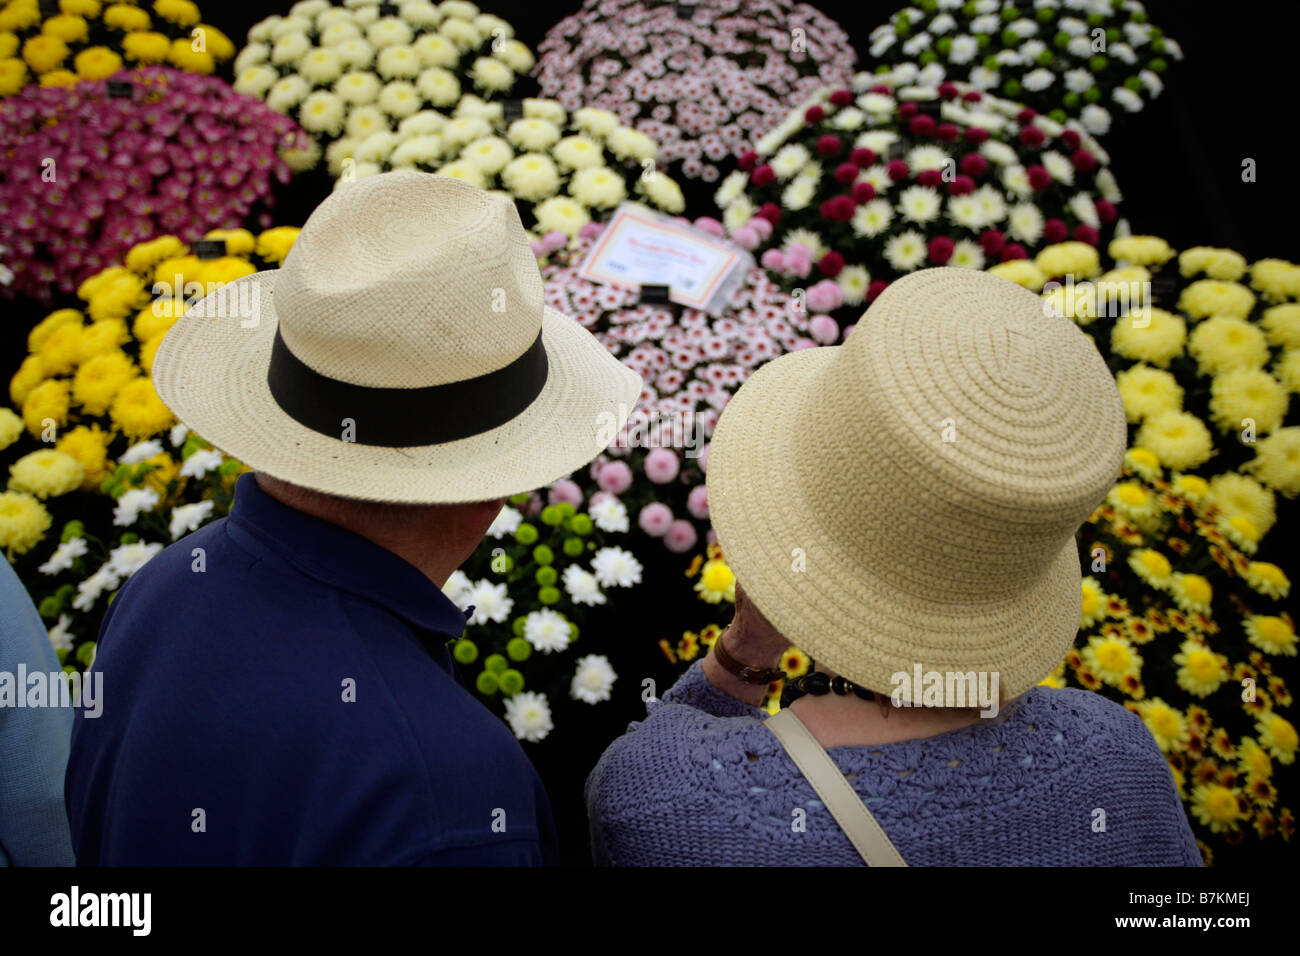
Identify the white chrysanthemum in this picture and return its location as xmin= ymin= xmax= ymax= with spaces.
xmin=267 ymin=75 xmax=311 ymax=112
xmin=345 ymin=104 xmax=389 ymax=140
xmin=318 ymin=22 xmax=362 ymax=47
xmin=108 ymin=541 xmax=163 ymax=578
xmin=440 ymin=17 xmax=484 ymax=51
xmin=333 ymin=38 xmax=375 ymax=69
xmin=606 ymin=126 xmax=656 ymax=162
xmin=72 ymin=564 xmax=120 ymax=612
xmin=433 ymin=160 xmax=485 ymax=188
xmin=502 ymin=153 xmax=562 ymax=201
xmin=570 ymin=166 xmax=626 ymax=210
xmin=441 ymin=115 xmax=491 ymax=148
xmin=48 ymin=615 xmax=73 ymax=654
xmin=234 ymin=65 xmax=279 ymax=98
xmin=391 ymin=134 xmax=443 ymax=167
xmin=367 ymin=17 xmax=413 ymax=49
xmin=770 ymin=143 xmax=811 ymax=180
xmin=949 ymin=34 xmax=979 ymax=64
xmin=401 ymin=0 xmax=443 ymax=28
xmin=467 ymin=579 xmax=512 ymax=625
xmin=533 ymin=196 xmax=590 ymax=237
xmin=471 ymin=56 xmax=515 ymax=92
xmin=504 ymin=691 xmax=553 ymax=742
xmin=831 ymin=107 xmax=866 ymax=131
xmin=884 ymin=231 xmax=928 ymax=272
xmin=523 ymin=608 xmax=571 ymax=653
xmin=589 ymin=495 xmax=629 ymax=532
xmin=715 ymin=195 xmax=750 ymax=236
xmin=314 ymin=7 xmax=355 ymax=31
xmin=507 ymin=117 xmax=561 ymax=152
xmin=1095 ymin=167 xmax=1122 ymax=203
xmin=376 ymin=44 xmax=421 ymax=79
xmin=781 ymin=176 xmax=816 ymax=212
xmin=169 ymin=500 xmax=215 ymax=540
xmin=378 ymin=81 xmax=421 ymax=118
xmin=39 ymin=537 xmax=87 ymax=575
xmin=442 ymin=569 xmax=472 ymax=607
xmin=454 ymin=95 xmax=502 ymax=121
xmin=1002 ymin=164 xmax=1033 ymax=197
xmin=783 ymin=228 xmax=828 ymax=261
xmin=326 ymin=136 xmax=360 ymax=175
xmin=1080 ymin=104 xmax=1112 ymax=136
xmin=522 ymin=98 xmax=565 ymax=125
xmin=298 ymin=90 xmax=347 ymax=135
xmin=1070 ymin=192 xmax=1100 ymax=228
xmin=898 ymin=185 xmax=942 ymax=223
xmin=180 ymin=448 xmax=224 ymax=478
xmin=980 ymin=140 xmax=1018 ymax=166
xmin=494 ymin=38 xmax=535 ymax=74
xmin=563 ymin=564 xmax=606 ymax=607
xmin=571 ymin=655 xmax=617 ymax=704
xmin=233 ymin=42 xmax=270 ymax=74
xmin=119 ymin=439 xmax=164 ymax=465
xmin=398 ymin=110 xmax=447 ymax=137
xmin=268 ymin=14 xmax=312 ymax=40
xmin=637 ymin=170 xmax=685 ymax=213
xmin=837 ymin=265 xmax=870 ymax=306
xmin=947 ymin=194 xmax=984 ymax=229
xmin=906 ymin=145 xmax=950 ymax=172
xmin=298 ymin=46 xmax=345 ymax=85
xmin=950 ymin=239 xmax=986 ymax=270
xmin=1064 ymin=67 xmax=1094 ymax=94
xmin=553 ymin=135 xmax=603 ymax=171
xmin=460 ymin=135 xmax=513 ymax=174
xmin=270 ymin=32 xmax=312 ymax=66
xmin=972 ymin=186 xmax=1008 ymax=225
xmin=1040 ymin=150 xmax=1075 ymax=186
xmin=485 ymin=507 xmax=523 ymax=539
xmin=410 ymin=67 xmax=458 ymax=107
xmin=1007 ymin=203 xmax=1045 ymax=244
xmin=1022 ymin=68 xmax=1055 ymax=92
xmin=851 ymin=199 xmax=894 ymax=238
xmin=335 ymin=70 xmax=381 ymax=104
xmin=590 ymin=546 xmax=643 ymax=588
xmin=169 ymin=424 xmax=189 ymax=449
xmin=413 ymin=32 xmax=459 ymax=68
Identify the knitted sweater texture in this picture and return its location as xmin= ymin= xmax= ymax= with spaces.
xmin=586 ymin=661 xmax=1203 ymax=866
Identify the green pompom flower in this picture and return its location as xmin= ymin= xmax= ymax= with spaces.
xmin=532 ymin=544 xmax=554 ymax=565
xmin=452 ymin=639 xmax=478 ymax=664
xmin=476 ymin=671 xmax=500 ymax=695
xmin=484 ymin=654 xmax=509 ymax=674
xmin=538 ymin=585 xmax=560 ymax=605
xmin=562 ymin=537 xmax=584 ymax=557
xmin=506 ymin=637 xmax=531 ymax=662
xmin=535 ymin=566 xmax=558 ymax=587
xmin=499 ymin=669 xmax=525 ymax=695
xmin=514 ymin=523 xmax=539 ymax=545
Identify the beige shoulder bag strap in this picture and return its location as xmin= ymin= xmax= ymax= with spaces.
xmin=765 ymin=708 xmax=907 ymax=867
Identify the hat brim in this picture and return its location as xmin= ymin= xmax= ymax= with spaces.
xmin=706 ymin=345 xmax=1082 ymax=702
xmin=152 ymin=270 xmax=642 ymax=504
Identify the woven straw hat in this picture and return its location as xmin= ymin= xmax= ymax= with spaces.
xmin=707 ymin=268 xmax=1127 ymax=701
xmin=153 ymin=172 xmax=641 ymax=504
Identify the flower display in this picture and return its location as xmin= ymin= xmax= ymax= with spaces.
xmin=331 ymin=95 xmax=688 ymax=238
xmin=539 ymin=214 xmax=815 ymax=552
xmin=864 ymin=0 xmax=1182 ymax=137
xmin=0 ymin=0 xmax=237 ymax=97
xmin=534 ymin=0 xmax=857 ymax=183
xmin=712 ymin=68 xmax=1121 ymax=331
xmin=1054 ymin=454 xmax=1294 ymax=862
xmin=441 ymin=491 xmax=643 ymax=742
xmin=1001 ymin=237 xmax=1299 ymax=537
xmin=0 ymin=65 xmax=311 ymax=302
xmin=233 ymin=0 xmax=535 ymax=170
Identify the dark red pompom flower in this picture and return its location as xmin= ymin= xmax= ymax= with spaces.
xmin=805 ymin=105 xmax=825 ymax=124
xmin=1070 ymin=149 xmax=1097 ymax=172
xmin=816 ymin=134 xmax=842 ymax=156
xmin=959 ymin=153 xmax=988 ymax=177
xmin=909 ymin=114 xmax=936 ymax=137
xmin=849 ymin=146 xmax=875 ymax=167
xmin=1001 ymin=243 xmax=1028 ymax=261
xmin=738 ymin=150 xmax=759 ymax=172
xmin=834 ymin=162 xmax=859 ymax=185
xmin=947 ymin=174 xmax=975 ymax=196
xmin=819 ymin=250 xmax=845 ymax=277
xmin=820 ymin=195 xmax=856 ymax=222
xmin=1095 ymin=199 xmax=1118 ymax=223
xmin=899 ymin=101 xmax=918 ymax=120
xmin=1074 ymin=225 xmax=1100 ymax=246
xmin=979 ymin=229 xmax=1005 ymax=255
xmin=1020 ymin=125 xmax=1046 ymax=148
xmin=751 ymin=164 xmax=776 ymax=187
xmin=851 ymin=181 xmax=875 ymax=203
xmin=917 ymin=168 xmax=942 ymax=187
xmin=1026 ymin=165 xmax=1052 ymax=190
xmin=938 ymin=82 xmax=959 ymax=100
xmin=757 ymin=202 xmax=781 ymax=225
xmin=886 ymin=159 xmax=909 ymax=181
xmin=936 ymin=122 xmax=960 ymax=143
xmin=829 ymin=89 xmax=853 ymax=107
xmin=866 ymin=279 xmax=889 ymax=302
xmin=928 ymin=236 xmax=955 ymax=265
xmin=1060 ymin=129 xmax=1081 ymax=149
xmin=1016 ymin=107 xmax=1038 ymax=125
xmin=964 ymin=127 xmax=990 ymax=145
xmin=1042 ymin=218 xmax=1068 ymax=243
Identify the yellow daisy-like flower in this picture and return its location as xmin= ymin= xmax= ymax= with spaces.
xmin=1186 ymin=315 xmax=1269 ymax=375
xmin=0 ymin=490 xmax=52 ymax=556
xmin=1137 ymin=697 xmax=1188 ymax=753
xmin=1178 ymin=279 xmax=1256 ymax=322
xmin=72 ymin=348 xmax=136 ymax=415
xmin=121 ymin=29 xmax=169 ymax=63
xmin=1171 ymin=472 xmax=1208 ymax=502
xmin=1236 ymin=736 xmax=1273 ymax=781
xmin=1134 ymin=410 xmax=1214 ymax=471
xmin=166 ymin=36 xmax=213 ymax=74
xmin=1109 ymin=235 xmax=1175 ymax=268
xmin=1189 ymin=782 xmax=1245 ymax=833
xmin=76 ymin=319 xmax=129 ymax=364
xmin=1080 ymin=575 xmax=1104 ymax=627
xmin=55 ymin=424 xmax=111 ymax=490
xmin=1123 ymin=447 xmax=1161 ymax=482
xmin=0 ymin=56 xmax=27 ymax=95
xmin=102 ymin=2 xmax=151 ymax=32
xmin=73 ymin=46 xmax=122 ymax=80
xmin=1250 ymin=258 xmax=1300 ymax=303
xmin=1179 ymin=246 xmax=1248 ymax=281
xmin=780 ymin=647 xmax=811 ymax=680
xmin=1110 ymin=307 xmax=1186 ymax=368
xmin=1107 ymin=480 xmax=1158 ymax=525
xmin=1255 ymin=713 xmax=1297 ymax=764
xmin=1128 ymin=548 xmax=1172 ymax=588
xmin=27 ymin=308 xmax=83 ymax=353
xmin=1216 ymin=513 xmax=1260 ymax=554
xmin=1205 ymin=472 xmax=1276 ymax=536
xmin=1173 ymin=639 xmax=1227 ymax=697
xmin=1208 ymin=368 xmax=1289 ymax=436
xmin=1114 ymin=364 xmax=1182 ymax=423
xmin=22 ymin=34 xmax=69 ymax=74
xmin=1244 ymin=615 xmax=1297 ymax=657
xmin=1243 ymin=426 xmax=1300 ymax=498
xmin=1169 ymin=572 xmax=1213 ymax=615
xmin=0 ymin=407 xmax=22 ymax=451
xmin=7 ymin=449 xmax=84 ymax=499
xmin=1259 ymin=302 xmax=1300 ymax=349
xmin=255 ymin=227 xmax=300 ymax=266
xmin=1244 ymin=561 xmax=1289 ymax=599
xmin=124 ymin=235 xmax=186 ymax=274
xmin=109 ymin=377 xmax=173 ymax=439
xmin=693 ymin=558 xmax=735 ymax=604
xmin=1082 ymin=633 xmax=1140 ymax=686
xmin=22 ymin=378 xmax=71 ymax=437
xmin=41 ymin=13 xmax=88 ymax=43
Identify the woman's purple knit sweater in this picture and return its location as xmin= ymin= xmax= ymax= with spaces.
xmin=586 ymin=661 xmax=1203 ymax=866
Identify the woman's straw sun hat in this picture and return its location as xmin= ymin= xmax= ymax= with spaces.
xmin=707 ymin=267 xmax=1127 ymax=700
xmin=152 ymin=171 xmax=641 ymax=504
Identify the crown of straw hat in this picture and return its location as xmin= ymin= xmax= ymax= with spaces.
xmin=152 ymin=171 xmax=641 ymax=504
xmin=706 ymin=268 xmax=1127 ymax=701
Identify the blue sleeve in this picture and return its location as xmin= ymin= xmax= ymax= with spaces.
xmin=0 ymin=559 xmax=76 ymax=866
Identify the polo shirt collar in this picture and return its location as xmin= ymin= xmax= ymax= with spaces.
xmin=226 ymin=472 xmax=470 ymax=639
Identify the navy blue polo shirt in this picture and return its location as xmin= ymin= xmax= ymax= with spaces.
xmin=65 ymin=473 xmax=558 ymax=865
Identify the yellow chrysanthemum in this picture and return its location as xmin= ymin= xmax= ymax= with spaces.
xmin=10 ymin=355 xmax=45 ymax=408
xmin=1034 ymin=241 xmax=1101 ymax=279
xmin=72 ymin=349 xmax=136 ymax=415
xmin=1108 ymin=235 xmax=1175 ymax=268
xmin=1217 ymin=513 xmax=1260 ymax=554
xmin=1189 ymin=783 xmax=1245 ymax=833
xmin=0 ymin=56 xmax=27 ymax=95
xmin=41 ymin=13 xmax=88 ymax=43
xmin=1260 ymin=303 xmax=1300 ymax=349
xmin=1179 ymin=246 xmax=1248 ymax=281
xmin=102 ymin=3 xmax=151 ymax=32
xmin=0 ymin=407 xmax=23 ymax=451
xmin=1243 ymin=427 xmax=1300 ymax=498
xmin=1108 ymin=480 xmax=1159 ymax=524
xmin=0 ymin=490 xmax=52 ymax=556
xmin=255 ymin=227 xmax=300 ymax=266
xmin=61 ymin=0 xmax=102 ymax=15
xmin=694 ymin=558 xmax=736 ymax=604
xmin=138 ymin=332 xmax=165 ymax=373
xmin=55 ymin=423 xmax=111 ymax=490
xmin=152 ymin=253 xmax=201 ymax=288
xmin=1244 ymin=561 xmax=1289 ymax=600
xmin=1204 ymin=472 xmax=1275 ymax=537
xmin=1171 ymin=472 xmax=1208 ymax=502
xmin=86 ymin=272 xmax=146 ymax=322
xmin=1178 ymin=279 xmax=1255 ymax=322
xmin=1081 ymin=575 xmax=1104 ymax=627
xmin=1208 ymin=368 xmax=1288 ymax=435
xmin=1124 ymin=446 xmax=1161 ymax=481
xmin=1186 ymin=315 xmax=1269 ymax=375
xmin=1042 ymin=279 xmax=1098 ymax=323
xmin=27 ymin=308 xmax=83 ymax=353
xmin=1134 ymin=410 xmax=1214 ymax=471
xmin=77 ymin=264 xmax=132 ymax=300
xmin=1250 ymin=258 xmax=1300 ymax=303
xmin=533 ymin=195 xmax=590 ymax=238
xmin=124 ymin=235 xmax=186 ymax=274
xmin=132 ymin=298 xmax=182 ymax=344
xmin=0 ymin=0 xmax=39 ymax=32
xmin=73 ymin=46 xmax=122 ymax=80
xmin=76 ymin=319 xmax=129 ymax=364
xmin=153 ymin=0 xmax=200 ymax=28
xmin=1169 ymin=572 xmax=1212 ymax=615
xmin=22 ymin=34 xmax=69 ymax=74
xmin=0 ymin=32 xmax=16 ymax=58
xmin=1114 ymin=364 xmax=1182 ymax=423
xmin=8 ymin=449 xmax=83 ymax=499
xmin=37 ymin=322 xmax=82 ymax=377
xmin=1173 ymin=639 xmax=1227 ymax=697
xmin=1082 ymin=633 xmax=1140 ymax=686
xmin=193 ymin=23 xmax=233 ymax=60
xmin=1137 ymin=698 xmax=1187 ymax=753
xmin=109 ymin=377 xmax=173 ymax=439
xmin=121 ymin=29 xmax=169 ymax=62
xmin=21 ymin=378 xmax=71 ymax=437
xmin=1274 ymin=348 xmax=1300 ymax=394
xmin=195 ymin=256 xmax=257 ymax=288
xmin=1237 ymin=737 xmax=1273 ymax=781
xmin=1128 ymin=548 xmax=1172 ymax=588
xmin=1244 ymin=615 xmax=1296 ymax=657
xmin=1111 ymin=307 xmax=1186 ymax=368
xmin=37 ymin=66 xmax=76 ymax=87
xmin=166 ymin=36 xmax=213 ymax=74
xmin=1255 ymin=713 xmax=1297 ymax=764
xmin=202 ymin=228 xmax=255 ymax=257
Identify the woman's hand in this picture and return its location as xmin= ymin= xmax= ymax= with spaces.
xmin=701 ymin=583 xmax=792 ymax=707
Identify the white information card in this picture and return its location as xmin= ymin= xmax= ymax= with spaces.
xmin=577 ymin=203 xmax=753 ymax=315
